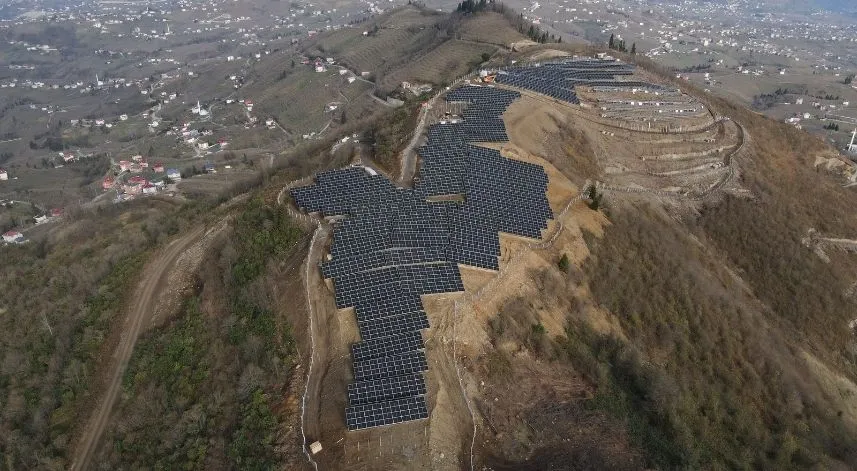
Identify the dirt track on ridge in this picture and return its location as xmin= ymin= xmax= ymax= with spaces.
xmin=70 ymin=225 xmax=208 ymax=471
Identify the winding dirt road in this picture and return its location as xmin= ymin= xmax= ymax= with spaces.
xmin=70 ymin=225 xmax=208 ymax=471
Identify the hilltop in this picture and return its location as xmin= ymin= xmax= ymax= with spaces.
xmin=2 ymin=4 xmax=857 ymax=471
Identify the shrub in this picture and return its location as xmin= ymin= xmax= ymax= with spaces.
xmin=558 ymin=253 xmax=570 ymax=272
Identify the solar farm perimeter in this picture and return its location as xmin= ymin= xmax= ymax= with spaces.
xmin=289 ymin=57 xmax=683 ymax=463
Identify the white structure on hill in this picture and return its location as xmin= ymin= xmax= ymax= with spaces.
xmin=849 ymin=128 xmax=857 ymax=154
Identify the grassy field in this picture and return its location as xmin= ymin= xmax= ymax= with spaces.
xmin=379 ymin=39 xmax=497 ymax=91
xmin=456 ymin=11 xmax=527 ymax=46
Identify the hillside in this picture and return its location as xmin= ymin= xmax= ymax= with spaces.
xmin=3 ymin=6 xmax=857 ymax=471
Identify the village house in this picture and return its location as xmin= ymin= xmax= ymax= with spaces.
xmin=0 ymin=169 xmax=7 ymax=181
xmin=102 ymin=175 xmax=114 ymax=190
xmin=153 ymin=162 xmax=165 ymax=173
xmin=119 ymin=160 xmax=131 ymax=171
xmin=166 ymin=168 xmax=182 ymax=181
xmin=3 ymin=230 xmax=23 ymax=244
xmin=124 ymin=175 xmax=147 ymax=195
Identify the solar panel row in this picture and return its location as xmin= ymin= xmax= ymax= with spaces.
xmin=346 ymin=395 xmax=429 ymax=430
xmin=348 ymin=373 xmax=427 ymax=406
xmin=493 ymin=57 xmax=660 ymax=104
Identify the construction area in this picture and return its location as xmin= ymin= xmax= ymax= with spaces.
xmin=285 ymin=55 xmax=746 ymax=469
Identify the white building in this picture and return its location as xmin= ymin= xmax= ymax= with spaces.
xmin=3 ymin=230 xmax=23 ymax=243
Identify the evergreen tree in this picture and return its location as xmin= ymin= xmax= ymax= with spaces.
xmin=631 ymin=42 xmax=636 ymax=55
xmin=609 ymin=33 xmax=615 ymax=49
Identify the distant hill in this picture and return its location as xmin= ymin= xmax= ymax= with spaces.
xmin=766 ymin=0 xmax=857 ymax=13
xmin=688 ymin=0 xmax=857 ymax=13
xmin=813 ymin=0 xmax=857 ymax=12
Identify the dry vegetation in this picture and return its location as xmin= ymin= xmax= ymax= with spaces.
xmin=0 ymin=199 xmax=205 ymax=469
xmin=581 ymin=203 xmax=857 ymax=468
xmin=92 ymin=199 xmax=308 ymax=469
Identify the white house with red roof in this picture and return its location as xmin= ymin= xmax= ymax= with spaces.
xmin=3 ymin=230 xmax=23 ymax=244
xmin=153 ymin=162 xmax=165 ymax=173
xmin=119 ymin=160 xmax=131 ymax=171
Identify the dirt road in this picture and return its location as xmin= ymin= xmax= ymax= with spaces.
xmin=70 ymin=225 xmax=208 ymax=471
xmin=301 ymin=224 xmax=329 ymax=453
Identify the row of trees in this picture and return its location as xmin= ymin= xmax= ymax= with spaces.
xmin=456 ymin=1 xmax=562 ymax=44
xmin=608 ymin=33 xmax=635 ymax=54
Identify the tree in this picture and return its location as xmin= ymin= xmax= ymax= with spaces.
xmin=609 ymin=33 xmax=615 ymax=49
xmin=558 ymin=253 xmax=570 ymax=273
xmin=586 ymin=185 xmax=602 ymax=210
xmin=631 ymin=42 xmax=636 ymax=55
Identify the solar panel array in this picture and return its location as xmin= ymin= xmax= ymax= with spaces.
xmin=290 ymin=84 xmax=554 ymax=431
xmin=495 ymin=57 xmax=662 ymax=104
